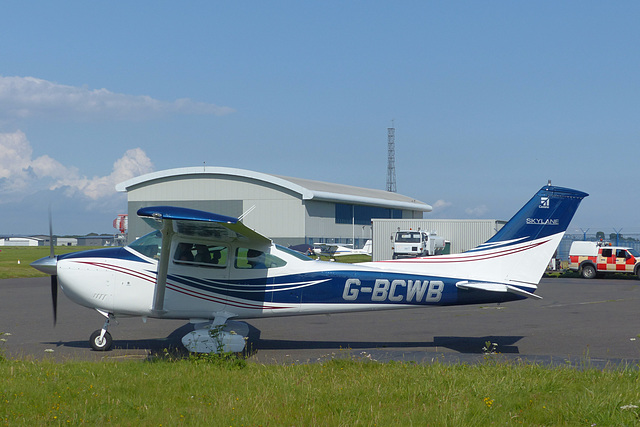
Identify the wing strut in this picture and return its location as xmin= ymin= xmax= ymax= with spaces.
xmin=152 ymin=221 xmax=174 ymax=314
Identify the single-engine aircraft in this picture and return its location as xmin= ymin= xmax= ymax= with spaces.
xmin=31 ymin=184 xmax=587 ymax=353
xmin=313 ymin=240 xmax=372 ymax=258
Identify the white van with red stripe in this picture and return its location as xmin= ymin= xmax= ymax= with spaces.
xmin=568 ymin=241 xmax=640 ymax=279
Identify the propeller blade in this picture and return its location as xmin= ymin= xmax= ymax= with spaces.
xmin=51 ymin=275 xmax=58 ymax=326
xmin=48 ymin=206 xmax=55 ymax=258
xmin=48 ymin=205 xmax=57 ymax=325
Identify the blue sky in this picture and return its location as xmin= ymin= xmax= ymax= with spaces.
xmin=1 ymin=1 xmax=639 ymax=236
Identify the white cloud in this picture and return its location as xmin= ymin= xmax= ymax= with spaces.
xmin=0 ymin=130 xmax=70 ymax=194
xmin=0 ymin=130 xmax=31 ymax=179
xmin=0 ymin=75 xmax=235 ymax=121
xmin=432 ymin=199 xmax=452 ymax=210
xmin=465 ymin=205 xmax=489 ymax=217
xmin=53 ymin=148 xmax=154 ymax=200
xmin=0 ymin=130 xmax=154 ymax=201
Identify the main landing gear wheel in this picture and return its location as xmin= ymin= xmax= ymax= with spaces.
xmin=90 ymin=330 xmax=113 ymax=351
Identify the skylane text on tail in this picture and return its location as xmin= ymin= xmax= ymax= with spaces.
xmin=31 ymin=183 xmax=587 ymax=353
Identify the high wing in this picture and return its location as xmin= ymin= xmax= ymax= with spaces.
xmin=137 ymin=206 xmax=271 ymax=245
xmin=136 ymin=206 xmax=271 ymax=313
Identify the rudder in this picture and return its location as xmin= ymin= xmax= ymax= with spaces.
xmin=485 ymin=184 xmax=588 ymax=245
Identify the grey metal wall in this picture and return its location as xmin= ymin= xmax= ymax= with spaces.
xmin=372 ymin=219 xmax=506 ymax=261
xmin=125 ymin=174 xmax=306 ymax=243
xmin=304 ymin=200 xmax=375 ymax=247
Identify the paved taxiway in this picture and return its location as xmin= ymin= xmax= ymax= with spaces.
xmin=1 ymin=277 xmax=638 ymax=366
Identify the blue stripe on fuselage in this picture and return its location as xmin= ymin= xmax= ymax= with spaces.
xmin=58 ymin=247 xmax=149 ymax=263
xmin=167 ymin=270 xmax=526 ymax=306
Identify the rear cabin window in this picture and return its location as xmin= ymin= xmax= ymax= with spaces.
xmin=276 ymin=244 xmax=313 ymax=261
xmin=235 ymin=248 xmax=287 ymax=269
xmin=601 ymin=249 xmax=613 ymax=258
xmin=174 ymin=243 xmax=228 ymax=268
xmin=396 ymin=232 xmax=421 ymax=243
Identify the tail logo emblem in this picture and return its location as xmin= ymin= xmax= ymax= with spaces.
xmin=539 ymin=197 xmax=550 ymax=209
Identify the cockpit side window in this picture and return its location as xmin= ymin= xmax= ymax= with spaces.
xmin=235 ymin=248 xmax=287 ymax=269
xmin=174 ymin=242 xmax=228 ymax=268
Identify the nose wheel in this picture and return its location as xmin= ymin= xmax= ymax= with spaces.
xmin=90 ymin=330 xmax=112 ymax=351
xmin=89 ymin=315 xmax=113 ymax=351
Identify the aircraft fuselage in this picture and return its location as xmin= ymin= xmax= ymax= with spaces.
xmin=54 ymin=242 xmax=528 ymax=322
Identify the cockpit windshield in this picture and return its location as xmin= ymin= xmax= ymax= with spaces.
xmin=128 ymin=230 xmax=162 ymax=259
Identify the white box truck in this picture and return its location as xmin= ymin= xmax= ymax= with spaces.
xmin=392 ymin=229 xmax=445 ymax=259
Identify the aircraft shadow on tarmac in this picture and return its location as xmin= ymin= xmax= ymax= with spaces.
xmin=44 ymin=324 xmax=195 ymax=356
xmin=245 ymin=326 xmax=522 ymax=354
xmin=45 ymin=323 xmax=523 ymax=356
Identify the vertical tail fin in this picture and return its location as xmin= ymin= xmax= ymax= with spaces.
xmin=483 ymin=185 xmax=588 ymax=246
xmin=467 ymin=184 xmax=588 ymax=287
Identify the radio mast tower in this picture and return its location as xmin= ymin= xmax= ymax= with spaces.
xmin=386 ymin=121 xmax=397 ymax=192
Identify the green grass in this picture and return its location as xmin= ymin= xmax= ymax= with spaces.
xmin=314 ymin=254 xmax=372 ymax=263
xmin=0 ymin=356 xmax=639 ymax=425
xmin=3 ymin=247 xmax=640 ymax=425
xmin=0 ymin=246 xmax=101 ymax=279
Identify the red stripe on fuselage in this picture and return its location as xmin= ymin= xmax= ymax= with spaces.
xmin=71 ymin=261 xmax=157 ymax=284
xmin=375 ymin=240 xmax=549 ymax=265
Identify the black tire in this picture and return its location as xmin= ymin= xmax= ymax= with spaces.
xmin=581 ymin=264 xmax=596 ymax=279
xmin=89 ymin=330 xmax=113 ymax=351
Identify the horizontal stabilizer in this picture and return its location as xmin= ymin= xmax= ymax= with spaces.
xmin=456 ymin=281 xmax=542 ymax=300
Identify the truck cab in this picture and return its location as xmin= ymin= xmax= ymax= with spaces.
xmin=568 ymin=241 xmax=640 ymax=279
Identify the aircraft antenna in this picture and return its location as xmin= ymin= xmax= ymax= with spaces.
xmin=238 ymin=205 xmax=256 ymax=222
xmin=386 ymin=121 xmax=397 ymax=192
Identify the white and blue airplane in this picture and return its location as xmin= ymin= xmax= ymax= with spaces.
xmin=31 ymin=184 xmax=587 ymax=353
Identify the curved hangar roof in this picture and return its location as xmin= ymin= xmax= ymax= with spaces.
xmin=116 ymin=166 xmax=432 ymax=212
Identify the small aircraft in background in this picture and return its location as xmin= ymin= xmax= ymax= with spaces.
xmin=31 ymin=184 xmax=587 ymax=354
xmin=312 ymin=240 xmax=372 ymax=258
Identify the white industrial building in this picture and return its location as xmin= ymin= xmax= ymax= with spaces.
xmin=56 ymin=237 xmax=78 ymax=246
xmin=0 ymin=237 xmax=42 ymax=247
xmin=116 ymin=167 xmax=433 ymax=246
xmin=371 ymin=219 xmax=506 ymax=261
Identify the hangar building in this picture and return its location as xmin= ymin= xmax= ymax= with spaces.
xmin=116 ymin=167 xmax=432 ymax=247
